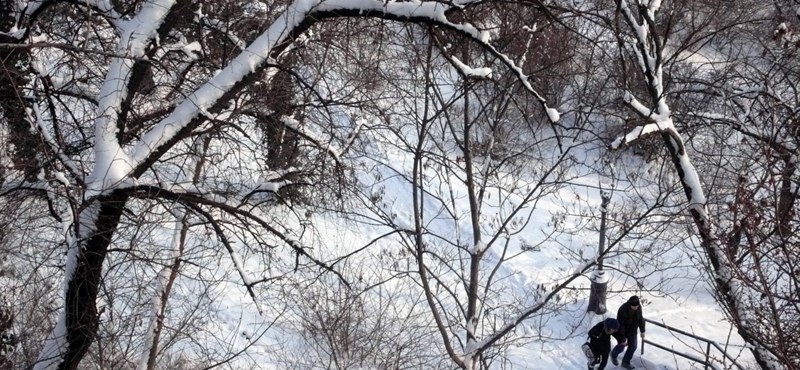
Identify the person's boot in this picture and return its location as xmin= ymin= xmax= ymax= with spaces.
xmin=611 ymin=356 xmax=619 ymax=366
xmin=621 ymin=362 xmax=635 ymax=369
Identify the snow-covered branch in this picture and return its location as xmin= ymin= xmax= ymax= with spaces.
xmin=130 ymin=0 xmax=562 ymax=177
xmin=87 ymin=0 xmax=177 ymax=196
xmin=611 ymin=2 xmax=791 ymax=368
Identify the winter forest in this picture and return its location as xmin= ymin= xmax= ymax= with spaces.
xmin=0 ymin=0 xmax=797 ymax=369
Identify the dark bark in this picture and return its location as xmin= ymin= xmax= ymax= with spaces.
xmin=0 ymin=0 xmax=37 ymax=182
xmin=776 ymin=152 xmax=797 ymax=238
xmin=59 ymin=191 xmax=128 ymax=370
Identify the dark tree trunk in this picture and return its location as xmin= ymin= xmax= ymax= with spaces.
xmin=58 ymin=192 xmax=128 ymax=370
xmin=0 ymin=0 xmax=37 ymax=182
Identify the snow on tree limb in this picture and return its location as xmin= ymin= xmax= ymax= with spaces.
xmin=449 ymin=56 xmax=493 ymax=78
xmin=612 ymin=2 xmax=705 ymax=208
xmin=30 ymin=2 xmax=178 ymax=368
xmin=88 ymin=0 xmax=177 ymax=197
xmin=612 ymin=2 xmax=786 ymax=368
xmin=34 ymin=202 xmax=104 ymax=370
xmin=131 ymin=0 xmax=560 ymax=174
xmin=14 ymin=1 xmax=565 ymax=368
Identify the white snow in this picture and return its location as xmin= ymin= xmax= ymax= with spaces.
xmin=181 ymin=41 xmax=202 ymax=58
xmin=546 ymin=106 xmax=561 ymax=122
xmin=450 ymin=56 xmax=493 ymax=78
xmin=590 ymin=270 xmax=609 ymax=284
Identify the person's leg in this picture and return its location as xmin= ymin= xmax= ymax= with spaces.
xmin=588 ymin=351 xmax=601 ymax=370
xmin=611 ymin=341 xmax=626 ymax=365
xmin=587 ymin=347 xmax=600 ymax=369
xmin=611 ymin=342 xmax=626 ymax=360
xmin=597 ymin=352 xmax=609 ymax=370
xmin=622 ymin=334 xmax=638 ymax=364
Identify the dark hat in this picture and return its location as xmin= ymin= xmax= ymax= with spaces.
xmin=604 ymin=318 xmax=620 ymax=331
xmin=628 ymin=296 xmax=640 ymax=306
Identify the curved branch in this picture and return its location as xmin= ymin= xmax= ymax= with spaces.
xmin=131 ymin=0 xmax=560 ymax=177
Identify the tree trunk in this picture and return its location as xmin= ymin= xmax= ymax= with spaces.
xmin=36 ymin=192 xmax=128 ymax=370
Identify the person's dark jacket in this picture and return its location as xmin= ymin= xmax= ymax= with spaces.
xmin=616 ymin=301 xmax=645 ymax=337
xmin=588 ymin=321 xmax=613 ymax=352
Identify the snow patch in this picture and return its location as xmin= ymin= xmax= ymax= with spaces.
xmin=451 ymin=56 xmax=493 ymax=78
xmin=546 ymin=107 xmax=560 ymax=122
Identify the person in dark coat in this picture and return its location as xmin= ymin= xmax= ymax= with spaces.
xmin=585 ymin=318 xmax=620 ymax=370
xmin=611 ymin=296 xmax=646 ymax=369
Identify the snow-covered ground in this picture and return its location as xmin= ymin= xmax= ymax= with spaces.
xmin=211 ymin=218 xmax=753 ymax=369
xmin=207 ymin=147 xmax=756 ymax=370
xmin=506 ymin=295 xmax=751 ymax=370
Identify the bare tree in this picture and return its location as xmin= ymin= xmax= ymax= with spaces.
xmin=336 ymin=5 xmax=683 ymax=368
xmin=605 ymin=0 xmax=798 ymax=368
xmin=279 ymin=260 xmax=444 ymax=369
xmin=3 ymin=0 xmax=795 ymax=369
xmin=0 ymin=0 xmax=568 ymax=369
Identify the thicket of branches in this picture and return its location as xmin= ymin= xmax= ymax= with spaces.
xmin=0 ymin=0 xmax=796 ymax=369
